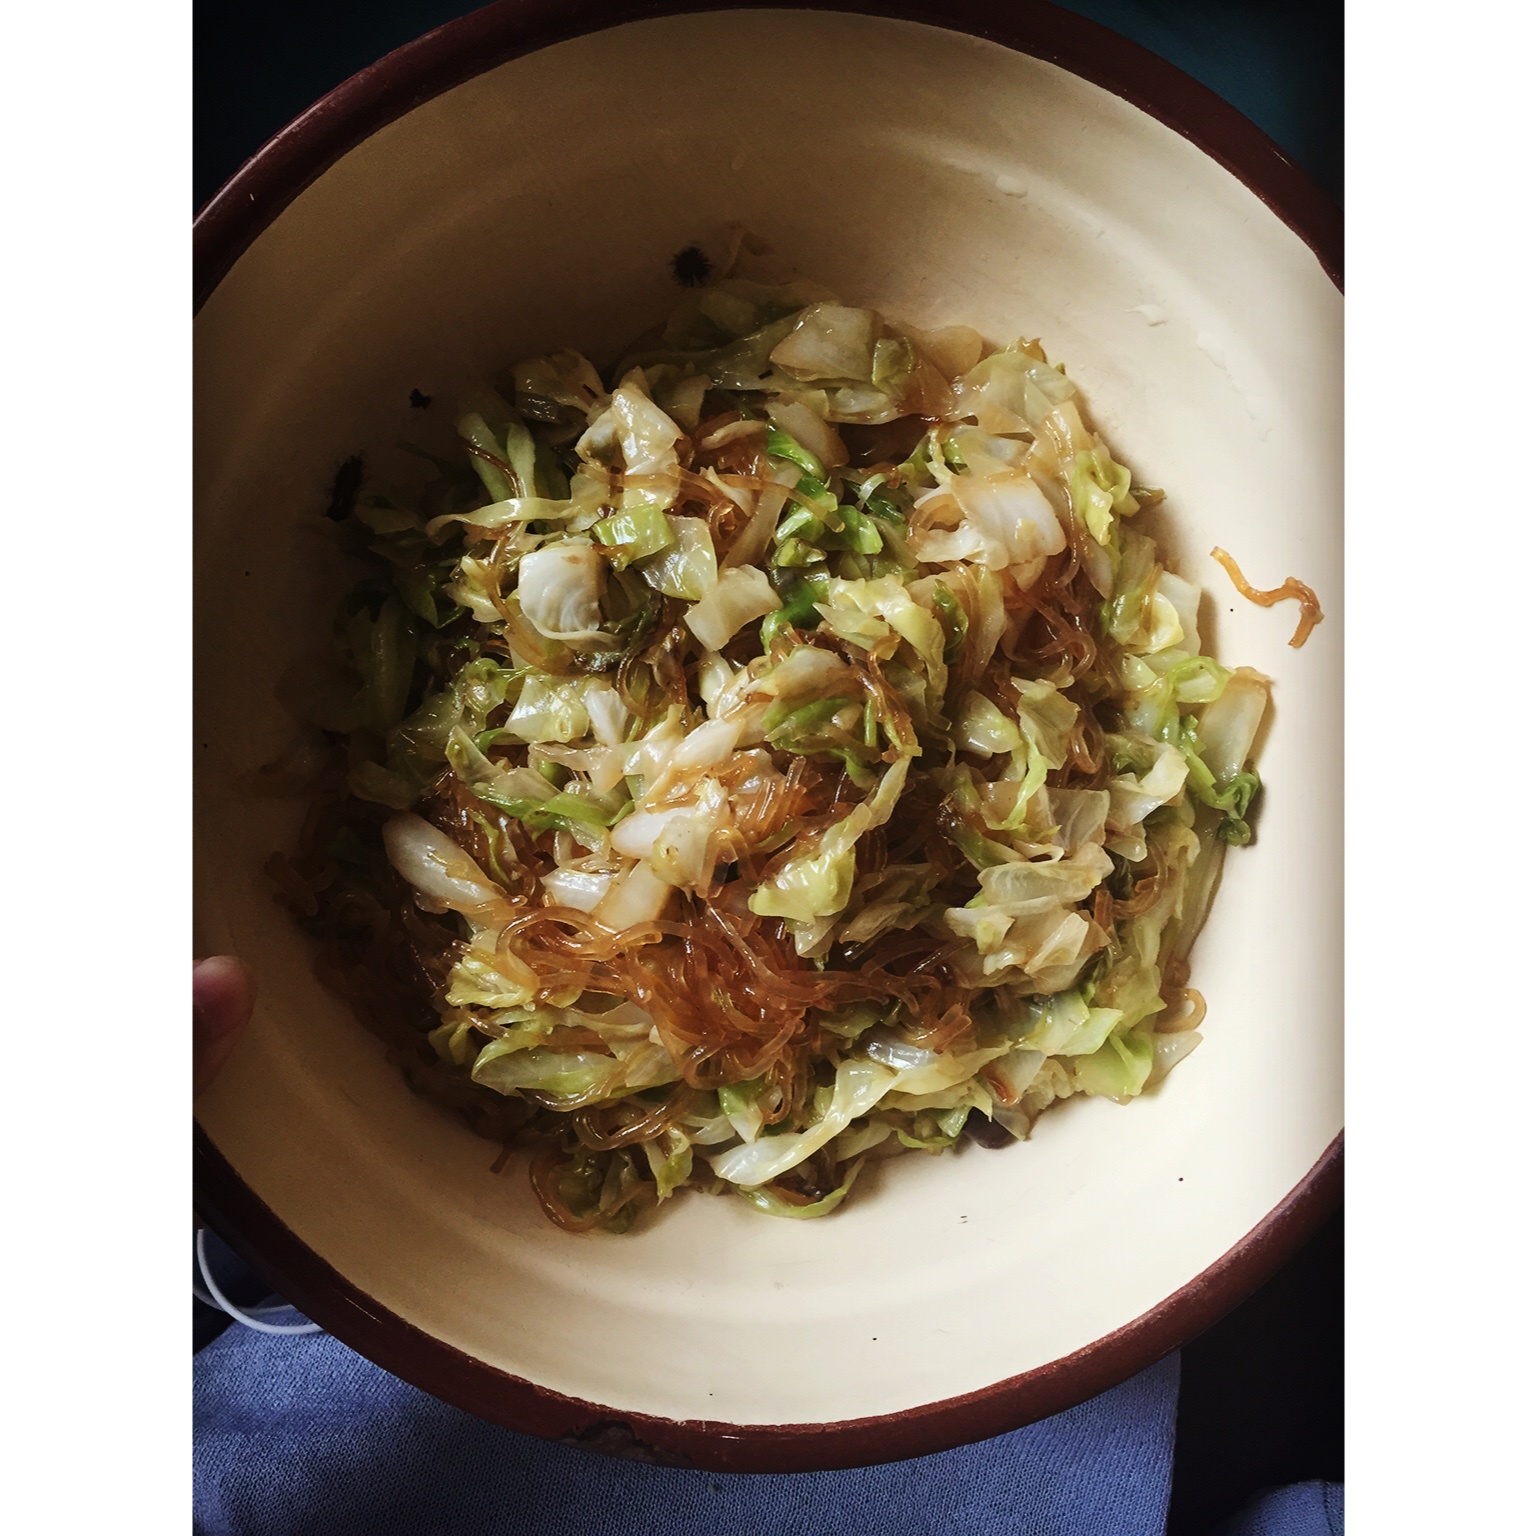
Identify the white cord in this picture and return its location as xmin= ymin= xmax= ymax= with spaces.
xmin=195 ymin=1228 xmax=323 ymax=1336
xmin=192 ymin=1278 xmax=299 ymax=1318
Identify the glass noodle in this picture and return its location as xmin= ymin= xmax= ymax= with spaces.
xmin=267 ymin=262 xmax=1295 ymax=1232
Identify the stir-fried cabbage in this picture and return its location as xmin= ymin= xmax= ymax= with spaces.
xmin=271 ymin=265 xmax=1284 ymax=1234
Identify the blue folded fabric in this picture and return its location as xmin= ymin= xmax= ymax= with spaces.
xmin=1216 ymin=1481 xmax=1344 ymax=1536
xmin=194 ymin=1323 xmax=1180 ymax=1536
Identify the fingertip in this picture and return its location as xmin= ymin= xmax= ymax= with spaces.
xmin=194 ymin=956 xmax=255 ymax=1099
xmin=193 ymin=955 xmax=256 ymax=1036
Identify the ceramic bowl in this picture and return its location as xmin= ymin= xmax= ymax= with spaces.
xmin=194 ymin=0 xmax=1342 ymax=1470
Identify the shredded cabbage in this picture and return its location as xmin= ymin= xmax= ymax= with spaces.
xmin=274 ymin=264 xmax=1284 ymax=1233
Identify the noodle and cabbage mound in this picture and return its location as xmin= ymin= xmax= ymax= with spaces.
xmin=271 ymin=277 xmax=1271 ymax=1232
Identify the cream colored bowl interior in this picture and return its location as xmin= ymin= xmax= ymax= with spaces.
xmin=194 ymin=9 xmax=1342 ymax=1427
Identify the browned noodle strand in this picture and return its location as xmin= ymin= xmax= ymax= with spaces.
xmin=1156 ymin=988 xmax=1208 ymax=1034
xmin=1210 ymin=546 xmax=1323 ymax=649
xmin=573 ymin=1087 xmax=691 ymax=1151
xmin=528 ymin=1141 xmax=655 ymax=1233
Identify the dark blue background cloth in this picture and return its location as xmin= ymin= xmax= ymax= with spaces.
xmin=1218 ymin=1483 xmax=1343 ymax=1536
xmin=195 ymin=1326 xmax=1182 ymax=1536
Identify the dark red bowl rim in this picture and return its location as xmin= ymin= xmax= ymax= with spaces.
xmin=194 ymin=0 xmax=1343 ymax=1473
